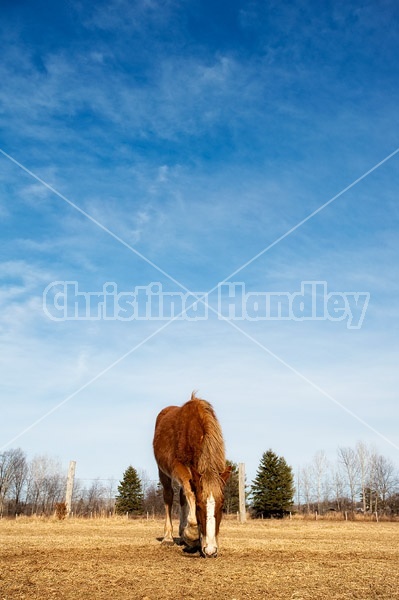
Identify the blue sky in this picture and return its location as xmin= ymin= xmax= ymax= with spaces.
xmin=1 ymin=0 xmax=399 ymax=485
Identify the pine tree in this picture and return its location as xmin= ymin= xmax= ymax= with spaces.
xmin=223 ymin=461 xmax=240 ymax=514
xmin=115 ymin=466 xmax=144 ymax=515
xmin=251 ymin=449 xmax=294 ymax=518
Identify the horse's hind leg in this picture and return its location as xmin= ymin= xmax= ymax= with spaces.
xmin=159 ymin=469 xmax=174 ymax=545
xmin=179 ymin=487 xmax=189 ymax=540
xmin=174 ymin=464 xmax=199 ymax=547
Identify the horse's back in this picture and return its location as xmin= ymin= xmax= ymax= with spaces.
xmin=154 ymin=404 xmax=179 ymax=430
xmin=154 ymin=397 xmax=210 ymax=434
xmin=153 ymin=397 xmax=214 ymax=475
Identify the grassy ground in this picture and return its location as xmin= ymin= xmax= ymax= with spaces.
xmin=1 ymin=516 xmax=398 ymax=599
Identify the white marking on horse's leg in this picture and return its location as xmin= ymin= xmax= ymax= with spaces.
xmin=158 ymin=470 xmax=174 ymax=545
xmin=163 ymin=502 xmax=174 ymax=544
xmin=182 ymin=487 xmax=199 ymax=545
xmin=187 ymin=491 xmax=197 ymax=525
xmin=204 ymin=493 xmax=217 ymax=556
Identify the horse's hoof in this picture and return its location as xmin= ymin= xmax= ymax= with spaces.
xmin=183 ymin=545 xmax=200 ymax=554
xmin=161 ymin=539 xmax=174 ymax=546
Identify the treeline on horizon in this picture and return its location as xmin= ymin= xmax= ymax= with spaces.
xmin=0 ymin=441 xmax=398 ymax=518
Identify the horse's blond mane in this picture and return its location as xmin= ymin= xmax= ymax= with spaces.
xmin=190 ymin=393 xmax=226 ymax=501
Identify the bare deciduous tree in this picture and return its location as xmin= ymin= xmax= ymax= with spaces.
xmin=356 ymin=441 xmax=370 ymax=513
xmin=0 ymin=449 xmax=23 ymax=516
xmin=312 ymin=451 xmax=328 ymax=513
xmin=26 ymin=455 xmax=65 ymax=515
xmin=331 ymin=467 xmax=346 ymax=511
xmin=300 ymin=465 xmax=313 ymax=513
xmin=337 ymin=447 xmax=359 ymax=512
xmin=373 ymin=454 xmax=397 ymax=512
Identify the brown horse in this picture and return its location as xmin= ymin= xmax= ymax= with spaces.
xmin=153 ymin=393 xmax=231 ymax=557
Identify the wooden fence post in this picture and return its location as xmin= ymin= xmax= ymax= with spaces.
xmin=65 ymin=461 xmax=76 ymax=516
xmin=238 ymin=463 xmax=246 ymax=523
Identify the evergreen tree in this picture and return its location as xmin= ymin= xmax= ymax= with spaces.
xmin=251 ymin=449 xmax=294 ymax=518
xmin=115 ymin=466 xmax=143 ymax=515
xmin=223 ymin=461 xmax=240 ymax=514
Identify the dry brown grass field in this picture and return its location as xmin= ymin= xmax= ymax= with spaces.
xmin=1 ymin=516 xmax=398 ymax=600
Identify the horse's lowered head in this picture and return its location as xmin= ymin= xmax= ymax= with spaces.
xmin=190 ymin=465 xmax=231 ymax=558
